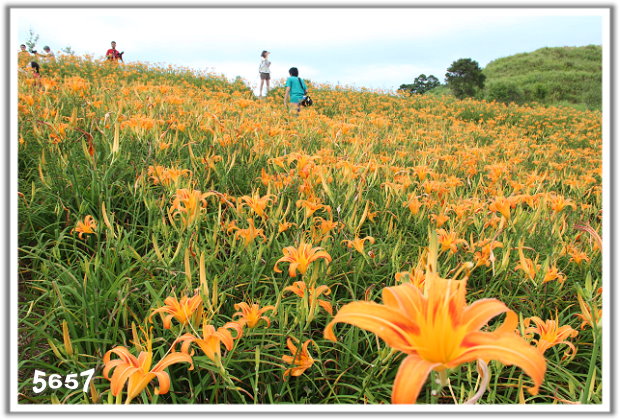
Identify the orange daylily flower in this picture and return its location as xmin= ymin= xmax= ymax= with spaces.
xmin=489 ymin=196 xmax=515 ymax=221
xmin=103 ymin=343 xmax=193 ymax=404
xmin=282 ymin=337 xmax=315 ymax=378
xmin=542 ymin=266 xmax=566 ymax=284
xmin=283 ymin=280 xmax=333 ymax=315
xmin=232 ymin=218 xmax=267 ymax=247
xmin=233 ymin=302 xmax=275 ymax=328
xmin=324 ymin=236 xmax=546 ymax=404
xmin=395 ymin=266 xmax=426 ymax=287
xmin=515 ymin=245 xmax=540 ymax=281
xmin=565 ymin=245 xmax=590 ymax=265
xmin=147 ymin=165 xmax=191 ymax=187
xmin=149 ymin=294 xmax=203 ymax=329
xmin=413 ymin=165 xmax=431 ymax=181
xmin=175 ymin=320 xmax=243 ymax=363
xmin=403 ymin=194 xmax=423 ymax=215
xmin=72 ymin=215 xmax=97 ymax=239
xmin=168 ymin=188 xmax=213 ymax=227
xmin=547 ymin=194 xmax=577 ymax=214
xmin=278 ymin=221 xmax=296 ymax=233
xmin=238 ymin=192 xmax=277 ymax=219
xmin=436 ymin=229 xmax=467 ymax=254
xmin=274 ymin=241 xmax=332 ymax=277
xmin=313 ymin=217 xmax=342 ymax=237
xmin=473 ymin=239 xmax=503 ymax=268
xmin=342 ymin=236 xmax=375 ymax=255
xmin=523 ymin=316 xmax=578 ymax=359
xmin=296 ymin=199 xmax=331 ymax=218
xmin=429 ymin=212 xmax=450 ymax=227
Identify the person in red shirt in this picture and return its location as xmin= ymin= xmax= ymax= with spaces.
xmin=106 ymin=41 xmax=124 ymax=62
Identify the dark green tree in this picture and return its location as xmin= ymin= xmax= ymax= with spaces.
xmin=399 ymin=74 xmax=440 ymax=95
xmin=445 ymin=58 xmax=486 ymax=99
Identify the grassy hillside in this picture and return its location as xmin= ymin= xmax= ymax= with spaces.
xmin=483 ymin=45 xmax=602 ymax=109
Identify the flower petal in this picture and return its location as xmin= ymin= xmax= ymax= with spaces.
xmin=152 ymin=370 xmax=171 ymax=395
xmin=318 ymin=299 xmax=333 ymax=315
xmin=392 ymin=354 xmax=440 ymax=404
xmin=462 ymin=298 xmax=509 ymax=332
xmin=152 ymin=351 xmax=194 ymax=372
xmin=324 ymin=301 xmax=415 ymax=352
xmin=454 ymin=331 xmax=546 ymax=395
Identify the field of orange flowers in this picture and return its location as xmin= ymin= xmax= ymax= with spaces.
xmin=17 ymin=56 xmax=602 ymax=406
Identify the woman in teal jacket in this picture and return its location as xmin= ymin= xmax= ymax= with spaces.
xmin=283 ymin=67 xmax=308 ymax=113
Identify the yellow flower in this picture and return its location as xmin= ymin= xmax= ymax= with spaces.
xmin=149 ymin=294 xmax=203 ymax=329
xmin=103 ymin=343 xmax=193 ymax=404
xmin=282 ymin=337 xmax=314 ymax=378
xmin=274 ymin=241 xmax=332 ymax=277
xmin=72 ymin=215 xmax=97 ymax=239
xmin=341 ymin=236 xmax=375 ymax=255
xmin=233 ymin=302 xmax=275 ymax=328
xmin=324 ymin=235 xmax=545 ymax=404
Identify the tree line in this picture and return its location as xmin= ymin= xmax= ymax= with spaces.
xmin=399 ymin=58 xmax=485 ymax=99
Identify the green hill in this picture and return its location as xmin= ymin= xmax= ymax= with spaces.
xmin=482 ymin=45 xmax=602 ymax=109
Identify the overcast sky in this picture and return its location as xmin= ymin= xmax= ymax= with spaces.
xmin=12 ymin=7 xmax=605 ymax=93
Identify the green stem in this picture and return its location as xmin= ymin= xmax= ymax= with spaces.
xmin=580 ymin=329 xmax=600 ymax=404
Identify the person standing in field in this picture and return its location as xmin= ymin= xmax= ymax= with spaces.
xmin=284 ymin=67 xmax=308 ymax=113
xmin=106 ymin=41 xmax=124 ymax=62
xmin=258 ymin=50 xmax=271 ymax=97
xmin=18 ymin=44 xmax=31 ymax=68
xmin=36 ymin=46 xmax=56 ymax=63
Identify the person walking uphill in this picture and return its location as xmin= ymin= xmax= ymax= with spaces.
xmin=258 ymin=50 xmax=271 ymax=97
xmin=284 ymin=67 xmax=308 ymax=114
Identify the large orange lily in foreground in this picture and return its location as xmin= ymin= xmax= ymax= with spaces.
xmin=103 ymin=343 xmax=193 ymax=404
xmin=324 ymin=235 xmax=546 ymax=404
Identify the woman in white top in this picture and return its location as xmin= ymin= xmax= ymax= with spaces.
xmin=258 ymin=50 xmax=271 ymax=97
